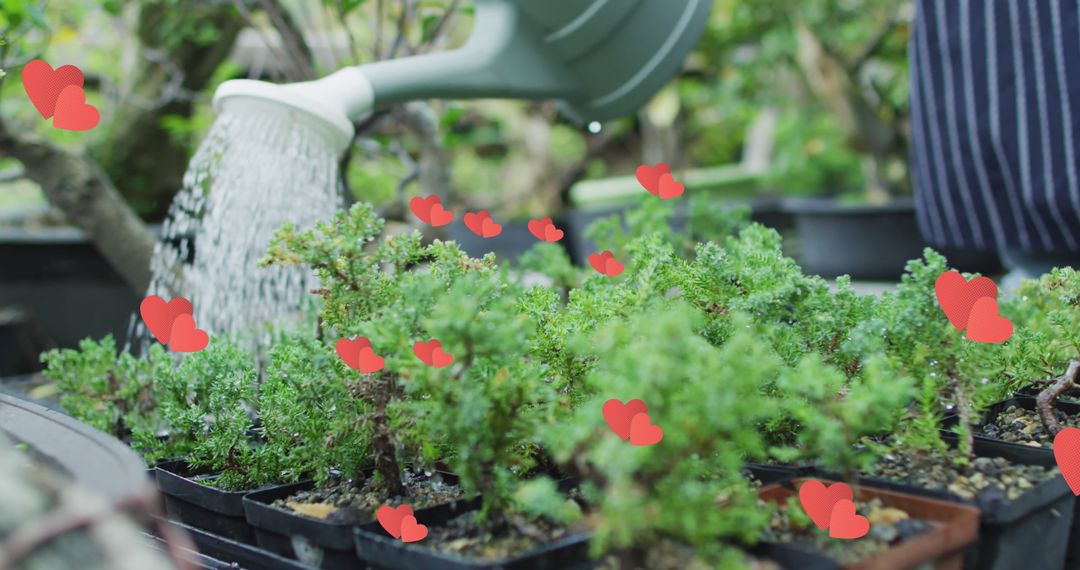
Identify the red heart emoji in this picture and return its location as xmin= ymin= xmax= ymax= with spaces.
xmin=168 ymin=314 xmax=209 ymax=353
xmin=413 ymin=339 xmax=453 ymax=367
xmin=965 ymin=297 xmax=1013 ymax=344
xmin=429 ymin=203 xmax=453 ymax=227
xmin=480 ymin=217 xmax=502 ymax=238
xmin=430 ymin=346 xmax=454 ymax=368
xmin=1054 ymin=427 xmax=1080 ymax=495
xmin=409 ymin=195 xmax=441 ymax=224
xmin=463 ymin=211 xmax=491 ymax=236
xmin=335 ymin=337 xmax=372 ymax=369
xmin=376 ymin=504 xmax=414 ymax=538
xmin=528 ymin=218 xmax=553 ymax=240
xmin=635 ymin=163 xmax=671 ymax=195
xmin=356 ymin=347 xmax=385 ymax=374
xmin=52 ymin=85 xmax=99 ymax=131
xmin=602 ymin=399 xmax=648 ymax=440
xmin=629 ymin=413 xmax=663 ymax=446
xmin=828 ymin=499 xmax=870 ymax=539
xmin=604 ymin=257 xmax=625 ymax=276
xmin=935 ymin=271 xmax=998 ymax=330
xmin=413 ymin=339 xmax=438 ymax=365
xmin=543 ymin=224 xmax=564 ymax=242
xmin=400 ymin=515 xmax=428 ymax=543
xmin=798 ymin=480 xmax=853 ymax=530
xmin=21 ymin=59 xmax=84 ymax=119
xmin=657 ymin=173 xmax=684 ymax=200
xmin=140 ymin=295 xmax=193 ymax=344
xmin=588 ymin=251 xmax=614 ymax=275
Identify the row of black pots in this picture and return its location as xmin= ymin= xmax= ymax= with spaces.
xmin=944 ymin=394 xmax=1080 ymax=569
xmin=154 ymin=462 xmax=593 ymax=570
xmin=746 ymin=428 xmax=1074 ymax=570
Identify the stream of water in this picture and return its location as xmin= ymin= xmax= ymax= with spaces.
xmin=132 ymin=106 xmax=342 ymax=352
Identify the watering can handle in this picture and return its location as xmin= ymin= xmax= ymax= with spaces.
xmin=358 ymin=1 xmax=582 ymax=108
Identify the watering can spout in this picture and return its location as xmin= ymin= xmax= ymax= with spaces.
xmin=213 ymin=0 xmax=713 ymax=154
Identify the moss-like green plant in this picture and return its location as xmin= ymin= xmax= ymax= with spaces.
xmin=41 ymin=335 xmax=172 ymax=454
xmin=538 ymin=304 xmax=780 ymax=566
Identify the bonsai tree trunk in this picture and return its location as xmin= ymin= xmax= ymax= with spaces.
xmin=0 ymin=117 xmax=156 ymax=292
xmin=1037 ymin=360 xmax=1080 ymax=436
xmin=360 ymin=372 xmax=405 ymax=496
xmin=792 ymin=22 xmax=904 ymax=201
xmin=90 ymin=0 xmax=245 ymax=221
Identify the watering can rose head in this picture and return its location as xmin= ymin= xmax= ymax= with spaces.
xmin=213 ymin=0 xmax=713 ymax=154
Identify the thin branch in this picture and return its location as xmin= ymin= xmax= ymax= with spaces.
xmin=1037 ymin=360 xmax=1080 ymax=436
xmin=256 ymin=0 xmax=316 ymax=81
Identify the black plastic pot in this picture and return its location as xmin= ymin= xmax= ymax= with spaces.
xmin=158 ymin=517 xmax=320 ymax=570
xmin=155 ymin=460 xmax=262 ymax=544
xmin=352 ymin=495 xmax=590 ymax=569
xmin=0 ymin=226 xmax=144 ymax=348
xmin=244 ymin=470 xmax=470 ymax=569
xmin=743 ymin=462 xmax=811 ymax=486
xmin=957 ymin=396 xmax=1080 ymax=570
xmin=564 ymin=197 xmax=791 ymax=267
xmin=821 ymin=433 xmax=1073 ymax=570
xmin=449 ymin=220 xmax=561 ymax=264
xmin=781 ymin=198 xmax=1002 ymax=280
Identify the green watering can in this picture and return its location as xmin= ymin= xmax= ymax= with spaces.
xmin=213 ymin=0 xmax=713 ymax=153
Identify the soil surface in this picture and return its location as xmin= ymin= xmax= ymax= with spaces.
xmin=273 ymin=470 xmax=462 ymax=525
xmin=978 ymin=404 xmax=1079 ymax=449
xmin=869 ymin=450 xmax=1057 ymax=502
xmin=762 ymin=497 xmax=932 ymax=564
xmin=421 ymin=510 xmax=581 ymax=561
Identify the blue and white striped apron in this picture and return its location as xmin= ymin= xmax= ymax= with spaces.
xmin=911 ymin=0 xmax=1080 ymax=253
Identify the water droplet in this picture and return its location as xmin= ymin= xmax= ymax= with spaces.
xmin=135 ymin=107 xmax=342 ymax=355
xmin=587 ymin=121 xmax=602 ymax=134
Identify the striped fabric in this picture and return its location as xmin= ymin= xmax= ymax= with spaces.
xmin=910 ymin=0 xmax=1080 ymax=253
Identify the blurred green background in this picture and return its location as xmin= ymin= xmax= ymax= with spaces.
xmin=0 ymin=0 xmax=913 ymax=223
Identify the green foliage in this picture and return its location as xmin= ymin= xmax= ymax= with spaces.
xmin=543 ymin=306 xmax=779 ymax=563
xmin=257 ymin=335 xmax=369 ymax=487
xmin=264 ymin=202 xmax=554 ymax=510
xmin=138 ymin=341 xmax=264 ymax=490
xmin=41 ymin=336 xmax=172 ymax=445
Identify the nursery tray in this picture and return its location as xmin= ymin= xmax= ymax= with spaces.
xmin=744 ymin=462 xmax=812 ymax=486
xmin=756 ymin=477 xmax=980 ymax=570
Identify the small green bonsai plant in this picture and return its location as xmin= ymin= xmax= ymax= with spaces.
xmin=262 ymin=203 xmax=559 ymax=520
xmin=41 ymin=337 xmax=290 ymax=490
xmin=537 ymin=304 xmax=782 ymax=569
xmin=998 ymin=267 xmax=1080 ymax=435
xmin=41 ymin=335 xmax=173 ymax=448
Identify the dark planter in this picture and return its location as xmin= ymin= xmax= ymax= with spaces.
xmin=244 ymin=470 xmax=469 ymax=569
xmin=352 ymin=493 xmax=590 ymax=569
xmin=781 ymin=198 xmax=1002 ymax=280
xmin=449 ymin=220 xmax=560 ymax=264
xmin=756 ymin=477 xmax=980 ymax=570
xmin=159 ymin=517 xmax=320 ymax=570
xmin=0 ymin=226 xmax=143 ymax=349
xmin=563 ymin=197 xmax=792 ymax=267
xmin=826 ymin=433 xmax=1073 ymax=570
xmin=953 ymin=396 xmax=1080 ymax=570
xmin=155 ymin=460 xmax=263 ymax=544
xmin=743 ymin=462 xmax=811 ymax=486
xmin=0 ymin=392 xmax=149 ymax=501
